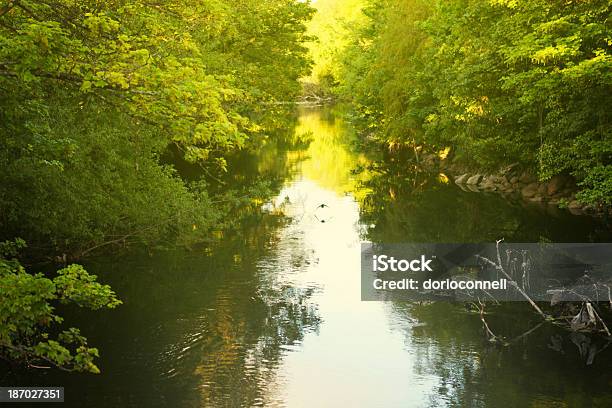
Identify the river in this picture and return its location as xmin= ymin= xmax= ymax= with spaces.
xmin=5 ymin=106 xmax=612 ymax=407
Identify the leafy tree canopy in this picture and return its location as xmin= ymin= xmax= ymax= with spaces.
xmin=336 ymin=0 xmax=611 ymax=206
xmin=0 ymin=0 xmax=314 ymax=255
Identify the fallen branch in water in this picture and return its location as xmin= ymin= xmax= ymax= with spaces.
xmin=547 ymin=288 xmax=612 ymax=337
xmin=475 ymin=299 xmax=545 ymax=347
xmin=507 ymin=321 xmax=545 ymax=344
xmin=476 ymin=239 xmax=547 ymax=319
xmin=473 ymin=239 xmax=611 ymax=354
xmin=477 ymin=300 xmax=506 ymax=345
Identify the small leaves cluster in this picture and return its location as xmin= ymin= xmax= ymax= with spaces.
xmin=0 ymin=240 xmax=121 ymax=373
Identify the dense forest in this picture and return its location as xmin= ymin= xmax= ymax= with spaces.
xmin=1 ymin=0 xmax=313 ymax=255
xmin=1 ymin=0 xmax=313 ymax=373
xmin=1 ymin=0 xmax=611 ymax=381
xmin=312 ymin=0 xmax=611 ymax=207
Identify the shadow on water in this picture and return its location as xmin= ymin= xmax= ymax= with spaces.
xmin=352 ymin=115 xmax=612 ymax=407
xmin=4 ymin=105 xmax=612 ymax=407
xmin=354 ymin=157 xmax=612 ymax=244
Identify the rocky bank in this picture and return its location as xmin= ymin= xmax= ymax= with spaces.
xmin=427 ymin=158 xmax=610 ymax=218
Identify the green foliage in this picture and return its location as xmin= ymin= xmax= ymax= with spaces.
xmin=339 ymin=0 xmax=611 ymax=206
xmin=0 ymin=0 xmax=313 ymax=151
xmin=576 ymin=165 xmax=612 ymax=206
xmin=0 ymin=0 xmax=314 ymax=375
xmin=0 ymin=0 xmax=314 ymax=370
xmin=0 ymin=0 xmax=314 ymax=255
xmin=54 ymin=265 xmax=122 ymax=310
xmin=0 ymin=241 xmax=121 ymax=373
xmin=304 ymin=0 xmax=367 ymax=94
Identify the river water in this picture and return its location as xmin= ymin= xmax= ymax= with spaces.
xmin=6 ymin=106 xmax=612 ymax=407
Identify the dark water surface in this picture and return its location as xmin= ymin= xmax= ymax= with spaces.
xmin=5 ymin=106 xmax=612 ymax=407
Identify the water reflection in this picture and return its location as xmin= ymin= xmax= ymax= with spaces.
xmin=5 ymin=106 xmax=612 ymax=407
xmin=352 ymin=121 xmax=612 ymax=407
xmin=295 ymin=107 xmax=368 ymax=193
xmin=354 ymin=154 xmax=612 ymax=243
xmin=387 ymin=303 xmax=612 ymax=407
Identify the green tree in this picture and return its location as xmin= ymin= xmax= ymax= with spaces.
xmin=0 ymin=1 xmax=314 ymax=372
xmin=339 ymin=0 xmax=611 ymax=206
xmin=0 ymin=239 xmax=121 ymax=373
xmin=0 ymin=0 xmax=314 ymax=255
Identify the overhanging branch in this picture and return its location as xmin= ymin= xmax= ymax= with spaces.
xmin=0 ymin=68 xmax=158 ymax=95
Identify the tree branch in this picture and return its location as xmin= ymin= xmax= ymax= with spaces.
xmin=0 ymin=1 xmax=18 ymax=18
xmin=477 ymin=239 xmax=547 ymax=319
xmin=0 ymin=69 xmax=158 ymax=95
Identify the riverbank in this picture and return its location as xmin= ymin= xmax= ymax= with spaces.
xmin=428 ymin=156 xmax=612 ymax=218
xmin=6 ymin=106 xmax=612 ymax=408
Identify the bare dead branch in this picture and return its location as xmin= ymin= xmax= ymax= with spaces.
xmin=476 ymin=239 xmax=547 ymax=319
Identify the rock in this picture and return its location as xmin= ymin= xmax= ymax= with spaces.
xmin=546 ymin=174 xmax=567 ymax=195
xmin=510 ymin=176 xmax=519 ymax=184
xmin=568 ymin=206 xmax=583 ymax=215
xmin=529 ymin=195 xmax=544 ymax=203
xmin=538 ymin=183 xmax=548 ymax=194
xmin=454 ymin=174 xmax=469 ymax=184
xmin=583 ymin=205 xmax=595 ymax=213
xmin=521 ymin=182 xmax=539 ymax=198
xmin=466 ymin=174 xmax=482 ymax=185
xmin=501 ymin=162 xmax=520 ymax=175
xmin=568 ymin=200 xmax=581 ymax=210
xmin=481 ymin=177 xmax=497 ymax=190
xmin=519 ymin=171 xmax=535 ymax=184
